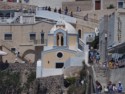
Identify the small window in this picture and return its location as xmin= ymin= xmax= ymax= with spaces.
xmin=30 ymin=33 xmax=36 ymax=40
xmin=11 ymin=48 xmax=16 ymax=52
xmin=4 ymin=33 xmax=12 ymax=40
xmin=57 ymin=52 xmax=63 ymax=58
xmin=118 ymin=2 xmax=123 ymax=8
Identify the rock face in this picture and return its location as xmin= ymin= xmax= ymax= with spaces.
xmin=0 ymin=63 xmax=64 ymax=94
xmin=35 ymin=75 xmax=64 ymax=94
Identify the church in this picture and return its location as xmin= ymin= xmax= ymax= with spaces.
xmin=36 ymin=20 xmax=87 ymax=77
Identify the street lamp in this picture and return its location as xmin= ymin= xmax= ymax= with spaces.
xmin=105 ymin=33 xmax=108 ymax=62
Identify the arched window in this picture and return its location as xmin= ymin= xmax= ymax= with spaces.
xmin=54 ymin=29 xmax=67 ymax=47
xmin=56 ymin=33 xmax=64 ymax=46
xmin=78 ymin=29 xmax=81 ymax=38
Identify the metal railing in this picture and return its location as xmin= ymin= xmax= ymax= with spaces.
xmin=78 ymin=38 xmax=85 ymax=51
xmin=36 ymin=7 xmax=99 ymax=24
xmin=34 ymin=39 xmax=47 ymax=46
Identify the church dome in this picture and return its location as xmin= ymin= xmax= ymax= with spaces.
xmin=49 ymin=20 xmax=77 ymax=34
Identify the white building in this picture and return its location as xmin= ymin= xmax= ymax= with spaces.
xmin=99 ymin=9 xmax=125 ymax=62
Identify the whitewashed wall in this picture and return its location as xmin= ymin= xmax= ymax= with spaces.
xmin=42 ymin=69 xmax=63 ymax=77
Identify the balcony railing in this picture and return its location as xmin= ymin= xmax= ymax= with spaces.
xmin=34 ymin=39 xmax=47 ymax=46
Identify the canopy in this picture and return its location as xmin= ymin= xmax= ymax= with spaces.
xmin=0 ymin=50 xmax=7 ymax=56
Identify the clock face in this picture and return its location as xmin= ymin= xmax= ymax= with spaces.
xmin=24 ymin=0 xmax=29 ymax=3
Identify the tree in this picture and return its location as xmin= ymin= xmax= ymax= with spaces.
xmin=89 ymin=35 xmax=99 ymax=49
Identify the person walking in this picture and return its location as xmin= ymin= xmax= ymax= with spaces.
xmin=112 ymin=83 xmax=117 ymax=93
xmin=64 ymin=6 xmax=68 ymax=15
xmin=96 ymin=80 xmax=102 ymax=94
xmin=70 ymin=11 xmax=73 ymax=17
xmin=54 ymin=8 xmax=57 ymax=12
xmin=117 ymin=81 xmax=123 ymax=93
xmin=58 ymin=8 xmax=61 ymax=14
xmin=107 ymin=81 xmax=113 ymax=94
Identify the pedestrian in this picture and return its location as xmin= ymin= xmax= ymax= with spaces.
xmin=107 ymin=81 xmax=113 ymax=94
xmin=102 ymin=62 xmax=107 ymax=73
xmin=96 ymin=80 xmax=102 ymax=94
xmin=104 ymin=86 xmax=108 ymax=94
xmin=58 ymin=8 xmax=61 ymax=14
xmin=70 ymin=11 xmax=73 ymax=17
xmin=77 ymin=6 xmax=79 ymax=12
xmin=112 ymin=83 xmax=117 ymax=93
xmin=45 ymin=6 xmax=47 ymax=10
xmin=117 ymin=81 xmax=123 ymax=93
xmin=48 ymin=6 xmax=51 ymax=11
xmin=96 ymin=53 xmax=100 ymax=63
xmin=65 ymin=6 xmax=68 ymax=15
xmin=54 ymin=8 xmax=57 ymax=12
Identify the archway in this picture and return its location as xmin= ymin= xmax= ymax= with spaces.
xmin=22 ymin=49 xmax=36 ymax=63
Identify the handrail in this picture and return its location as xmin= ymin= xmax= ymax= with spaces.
xmin=89 ymin=66 xmax=96 ymax=94
xmin=78 ymin=38 xmax=85 ymax=51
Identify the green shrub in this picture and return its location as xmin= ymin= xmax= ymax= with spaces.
xmin=65 ymin=77 xmax=76 ymax=85
xmin=107 ymin=4 xmax=115 ymax=9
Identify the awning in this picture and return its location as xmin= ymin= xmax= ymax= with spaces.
xmin=108 ymin=42 xmax=125 ymax=53
xmin=0 ymin=50 xmax=7 ymax=56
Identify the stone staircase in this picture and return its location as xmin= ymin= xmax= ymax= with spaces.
xmin=0 ymin=40 xmax=31 ymax=63
xmin=93 ymin=63 xmax=108 ymax=89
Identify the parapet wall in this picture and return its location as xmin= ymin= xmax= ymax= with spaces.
xmin=7 ymin=63 xmax=36 ymax=71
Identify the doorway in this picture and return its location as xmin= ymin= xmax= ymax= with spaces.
xmin=56 ymin=63 xmax=64 ymax=68
xmin=41 ymin=32 xmax=44 ymax=44
xmin=95 ymin=0 xmax=101 ymax=10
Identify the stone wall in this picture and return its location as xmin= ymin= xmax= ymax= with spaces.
xmin=7 ymin=63 xmax=36 ymax=71
xmin=35 ymin=75 xmax=64 ymax=94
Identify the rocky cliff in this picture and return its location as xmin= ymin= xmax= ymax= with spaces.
xmin=0 ymin=63 xmax=64 ymax=94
